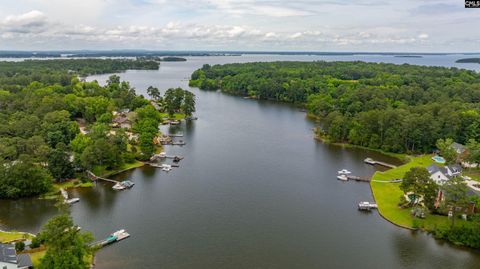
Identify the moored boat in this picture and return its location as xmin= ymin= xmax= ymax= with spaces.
xmin=337 ymin=169 xmax=351 ymax=175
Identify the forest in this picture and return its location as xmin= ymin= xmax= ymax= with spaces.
xmin=0 ymin=59 xmax=163 ymax=199
xmin=190 ymin=61 xmax=480 ymax=153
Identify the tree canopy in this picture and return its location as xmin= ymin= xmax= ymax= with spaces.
xmin=190 ymin=61 xmax=480 ymax=153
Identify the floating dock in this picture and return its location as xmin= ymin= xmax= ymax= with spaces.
xmin=358 ymin=202 xmax=378 ymax=211
xmin=364 ymin=158 xmax=397 ymax=168
xmin=168 ymin=134 xmax=184 ymax=137
xmin=91 ymin=229 xmax=130 ymax=248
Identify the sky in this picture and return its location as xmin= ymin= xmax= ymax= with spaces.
xmin=0 ymin=0 xmax=478 ymax=52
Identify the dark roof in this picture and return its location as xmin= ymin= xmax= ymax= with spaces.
xmin=452 ymin=142 xmax=466 ymax=153
xmin=446 ymin=164 xmax=462 ymax=174
xmin=113 ymin=116 xmax=130 ymax=124
xmin=427 ymin=164 xmax=443 ymax=174
xmin=17 ymin=253 xmax=33 ymax=268
xmin=0 ymin=243 xmax=17 ymax=264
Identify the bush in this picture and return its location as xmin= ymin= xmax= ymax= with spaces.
xmin=15 ymin=241 xmax=25 ymax=252
xmin=434 ymin=225 xmax=480 ymax=248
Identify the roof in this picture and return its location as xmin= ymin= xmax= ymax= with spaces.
xmin=113 ymin=116 xmax=130 ymax=124
xmin=446 ymin=164 xmax=462 ymax=174
xmin=427 ymin=164 xmax=444 ymax=175
xmin=0 ymin=243 xmax=17 ymax=264
xmin=17 ymin=253 xmax=32 ymax=268
xmin=451 ymin=142 xmax=466 ymax=153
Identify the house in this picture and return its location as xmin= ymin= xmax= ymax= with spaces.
xmin=451 ymin=142 xmax=466 ymax=155
xmin=0 ymin=244 xmax=32 ymax=269
xmin=426 ymin=164 xmax=462 ymax=185
xmin=426 ymin=164 xmax=450 ymax=185
xmin=112 ymin=115 xmax=132 ymax=129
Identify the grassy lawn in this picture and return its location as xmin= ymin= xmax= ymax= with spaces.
xmin=42 ymin=179 xmax=94 ymax=199
xmin=30 ymin=249 xmax=46 ymax=267
xmin=92 ymin=160 xmax=145 ymax=178
xmin=30 ymin=248 xmax=94 ymax=268
xmin=371 ymin=155 xmax=465 ymax=230
xmin=0 ymin=230 xmax=33 ymax=243
xmin=463 ymin=168 xmax=480 ymax=182
xmin=159 ymin=112 xmax=185 ymax=121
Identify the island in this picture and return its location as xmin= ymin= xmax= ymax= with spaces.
xmin=456 ymin=58 xmax=480 ymax=64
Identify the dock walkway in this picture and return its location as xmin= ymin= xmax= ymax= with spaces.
xmin=364 ymin=158 xmax=397 ymax=168
xmin=86 ymin=171 xmax=118 ymax=184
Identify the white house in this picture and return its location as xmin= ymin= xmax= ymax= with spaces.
xmin=426 ymin=164 xmax=462 ymax=185
xmin=0 ymin=244 xmax=32 ymax=269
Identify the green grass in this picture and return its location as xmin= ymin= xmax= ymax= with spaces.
xmin=159 ymin=112 xmax=185 ymax=120
xmin=42 ymin=179 xmax=94 ymax=199
xmin=371 ymin=155 xmax=465 ymax=230
xmin=92 ymin=160 xmax=145 ymax=178
xmin=30 ymin=249 xmax=45 ymax=267
xmin=30 ymin=247 xmax=94 ymax=268
xmin=0 ymin=230 xmax=33 ymax=243
xmin=463 ymin=169 xmax=480 ymax=182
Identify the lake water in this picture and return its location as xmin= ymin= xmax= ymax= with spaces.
xmin=1 ymin=54 xmax=480 ymax=268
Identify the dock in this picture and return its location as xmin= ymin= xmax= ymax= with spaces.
xmin=364 ymin=158 xmax=396 ymax=168
xmin=86 ymin=170 xmax=118 ymax=184
xmin=167 ymin=134 xmax=184 ymax=137
xmin=90 ymin=229 xmax=130 ymax=248
xmin=358 ymin=202 xmax=378 ymax=211
xmin=346 ymin=175 xmax=371 ymax=182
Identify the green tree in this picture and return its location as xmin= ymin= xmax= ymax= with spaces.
xmin=436 ymin=138 xmax=458 ymax=164
xmin=0 ymin=155 xmax=52 ymax=199
xmin=147 ymin=86 xmax=161 ymax=100
xmin=47 ymin=143 xmax=74 ymax=182
xmin=182 ymin=90 xmax=196 ymax=117
xmin=38 ymin=214 xmax=93 ymax=269
xmin=400 ymin=167 xmax=438 ymax=210
xmin=442 ymin=177 xmax=469 ymax=227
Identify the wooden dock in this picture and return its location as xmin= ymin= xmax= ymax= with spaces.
xmin=346 ymin=175 xmax=371 ymax=182
xmin=86 ymin=170 xmax=118 ymax=184
xmin=364 ymin=158 xmax=396 ymax=168
xmin=168 ymin=134 xmax=184 ymax=137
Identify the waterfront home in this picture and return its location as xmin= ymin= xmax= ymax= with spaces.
xmin=451 ymin=142 xmax=466 ymax=155
xmin=0 ymin=244 xmax=32 ymax=269
xmin=112 ymin=114 xmax=132 ymax=129
xmin=426 ymin=164 xmax=462 ymax=185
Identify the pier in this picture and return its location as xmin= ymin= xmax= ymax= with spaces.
xmin=364 ymin=158 xmax=397 ymax=168
xmin=358 ymin=202 xmax=378 ymax=211
xmin=86 ymin=170 xmax=118 ymax=184
xmin=167 ymin=134 xmax=184 ymax=137
xmin=346 ymin=175 xmax=371 ymax=182
xmin=90 ymin=229 xmax=130 ymax=248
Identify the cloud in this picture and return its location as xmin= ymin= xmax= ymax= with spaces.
xmin=1 ymin=10 xmax=49 ymax=33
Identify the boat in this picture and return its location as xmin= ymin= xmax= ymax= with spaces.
xmin=112 ymin=229 xmax=130 ymax=241
xmin=170 ymin=120 xmax=180 ymax=125
xmin=337 ymin=169 xmax=351 ymax=175
xmin=112 ymin=182 xmax=126 ymax=190
xmin=364 ymin=158 xmax=376 ymax=165
xmin=337 ymin=174 xmax=348 ymax=181
xmin=121 ymin=180 xmax=135 ymax=188
xmin=162 ymin=164 xmax=172 ymax=172
xmin=358 ymin=201 xmax=378 ymax=211
xmin=65 ymin=198 xmax=80 ymax=204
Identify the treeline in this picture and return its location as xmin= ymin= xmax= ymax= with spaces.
xmin=190 ymin=61 xmax=480 ymax=153
xmin=0 ymin=60 xmax=161 ymax=199
xmin=0 ymin=58 xmax=159 ymax=87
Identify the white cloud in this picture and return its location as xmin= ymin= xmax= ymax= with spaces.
xmin=0 ymin=0 xmax=477 ymax=51
xmin=1 ymin=10 xmax=48 ymax=33
xmin=418 ymin=33 xmax=429 ymax=39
